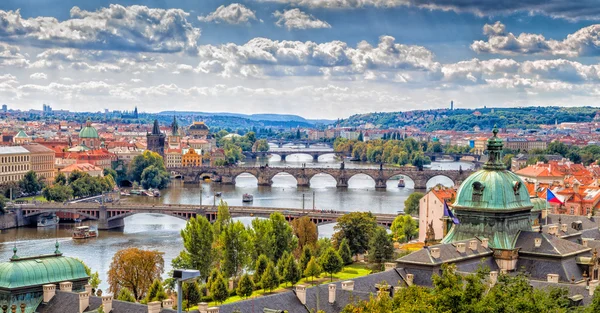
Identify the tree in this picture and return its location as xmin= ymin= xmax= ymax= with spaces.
xmin=42 ymin=184 xmax=73 ymax=202
xmin=276 ymin=251 xmax=290 ymax=278
xmin=369 ymin=227 xmax=394 ymax=265
xmin=338 ymin=238 xmax=353 ymax=265
xmin=103 ymin=168 xmax=118 ymax=181
xmin=221 ymin=221 xmax=250 ymax=279
xmin=140 ymin=165 xmax=170 ymax=189
xmin=270 ymin=212 xmax=298 ymax=261
xmin=291 ymin=216 xmax=318 ymax=251
xmin=260 ymin=261 xmax=279 ymax=293
xmin=250 ymin=218 xmax=275 ymax=261
xmin=0 ymin=195 xmax=7 ymax=215
xmin=210 ymin=273 xmax=229 ymax=304
xmin=333 ymin=212 xmax=377 ymax=256
xmin=236 ymin=274 xmax=254 ymax=299
xmin=117 ymin=288 xmax=136 ymax=303
xmin=107 ymin=248 xmax=164 ymax=300
xmin=253 ymin=139 xmax=270 ymax=152
xmin=587 ymin=288 xmax=600 ymax=313
xmin=127 ymin=151 xmax=170 ymax=188
xmin=320 ymin=247 xmax=343 ymax=282
xmin=283 ymin=254 xmax=301 ymax=287
xmin=254 ymin=254 xmax=269 ymax=285
xmin=391 ymin=215 xmax=419 ymax=243
xmin=357 ymin=131 xmax=364 ymax=142
xmin=172 ymin=216 xmax=213 ymax=282
xmin=89 ymin=271 xmax=101 ymax=290
xmin=214 ymin=199 xmax=232 ymax=236
xmin=182 ymin=281 xmax=201 ymax=309
xmin=19 ymin=171 xmax=43 ymax=195
xmin=144 ymin=279 xmax=167 ymax=303
xmin=303 ymin=257 xmax=321 ymax=284
xmin=296 ymin=129 xmax=301 ymax=139
xmin=299 ymin=246 xmax=313 ymax=275
xmin=404 ymin=192 xmax=424 ymax=216
xmin=54 ymin=172 xmax=67 ymax=185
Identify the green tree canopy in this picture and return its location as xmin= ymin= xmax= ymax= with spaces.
xmin=172 ymin=216 xmax=214 ymax=282
xmin=19 ymin=171 xmax=44 ymax=195
xmin=236 ymin=273 xmax=254 ymax=299
xmin=127 ymin=151 xmax=169 ymax=188
xmin=369 ymin=227 xmax=394 ymax=266
xmin=333 ymin=212 xmax=377 ymax=256
xmin=303 ymin=257 xmax=321 ymax=283
xmin=210 ymin=273 xmax=229 ymax=304
xmin=338 ymin=238 xmax=353 ymax=265
xmin=221 ymin=221 xmax=251 ymax=279
xmin=116 ymin=288 xmax=136 ymax=303
xmin=260 ymin=261 xmax=279 ymax=293
xmin=404 ymin=192 xmax=424 ymax=216
xmin=254 ymin=254 xmax=269 ymax=285
xmin=391 ymin=215 xmax=419 ymax=243
xmin=319 ymin=247 xmax=343 ymax=282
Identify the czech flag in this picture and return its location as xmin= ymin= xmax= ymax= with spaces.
xmin=443 ymin=200 xmax=460 ymax=224
xmin=547 ymin=189 xmax=564 ymax=205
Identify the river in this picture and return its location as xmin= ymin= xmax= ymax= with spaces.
xmin=0 ymin=147 xmax=474 ymax=291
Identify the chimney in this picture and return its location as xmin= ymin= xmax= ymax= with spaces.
xmin=162 ymin=299 xmax=173 ymax=309
xmin=207 ymin=308 xmax=219 ymax=313
xmin=588 ymin=213 xmax=593 ymax=219
xmin=430 ymin=247 xmax=440 ymax=259
xmin=85 ymin=284 xmax=92 ymax=296
xmin=456 ymin=242 xmax=466 ymax=253
xmin=590 ymin=280 xmax=599 ymax=296
xmin=574 ymin=182 xmax=580 ymax=194
xmin=481 ymin=238 xmax=489 ymax=248
xmin=79 ymin=292 xmax=90 ymax=313
xmin=147 ymin=301 xmax=161 ymax=313
xmin=489 ymin=271 xmax=498 ymax=286
xmin=198 ymin=303 xmax=208 ymax=313
xmin=101 ymin=294 xmax=113 ymax=313
xmin=10 ymin=304 xmax=15 ymax=313
xmin=341 ymin=280 xmax=354 ymax=291
xmin=328 ymin=284 xmax=336 ymax=304
xmin=548 ymin=225 xmax=558 ymax=235
xmin=406 ymin=274 xmax=414 ymax=286
xmin=59 ymin=281 xmax=72 ymax=292
xmin=560 ymin=224 xmax=568 ymax=233
xmin=469 ymin=240 xmax=478 ymax=251
xmin=582 ymin=238 xmax=590 ymax=247
xmin=384 ymin=262 xmax=396 ymax=271
xmin=43 ymin=284 xmax=56 ymax=303
xmin=295 ymin=285 xmax=307 ymax=305
xmin=547 ymin=274 xmax=559 ymax=283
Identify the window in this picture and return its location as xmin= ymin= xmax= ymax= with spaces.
xmin=570 ymin=207 xmax=575 ymax=215
xmin=472 ymin=181 xmax=485 ymax=202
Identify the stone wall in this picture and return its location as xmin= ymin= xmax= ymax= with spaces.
xmin=0 ymin=212 xmax=18 ymax=230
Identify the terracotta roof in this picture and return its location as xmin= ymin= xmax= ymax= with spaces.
xmin=61 ymin=163 xmax=103 ymax=173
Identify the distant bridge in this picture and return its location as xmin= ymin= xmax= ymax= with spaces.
xmin=424 ymin=152 xmax=482 ymax=162
xmin=18 ymin=203 xmax=397 ymax=230
xmin=266 ymin=140 xmax=333 ymax=149
xmin=244 ymin=149 xmax=337 ymax=160
xmin=168 ymin=165 xmax=473 ymax=190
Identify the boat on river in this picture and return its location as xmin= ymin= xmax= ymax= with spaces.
xmin=37 ymin=214 xmax=59 ymax=227
xmin=215 ymin=192 xmax=222 ymax=197
xmin=243 ymin=194 xmax=254 ymax=202
xmin=130 ymin=189 xmax=144 ymax=195
xmin=73 ymin=226 xmax=98 ymax=239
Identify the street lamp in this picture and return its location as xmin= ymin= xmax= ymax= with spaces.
xmin=173 ymin=269 xmax=200 ymax=313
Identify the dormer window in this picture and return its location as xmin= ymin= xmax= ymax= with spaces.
xmin=513 ymin=181 xmax=521 ymax=195
xmin=472 ymin=181 xmax=485 ymax=202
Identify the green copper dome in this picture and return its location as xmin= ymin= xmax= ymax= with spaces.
xmin=79 ymin=120 xmax=99 ymax=139
xmin=0 ymin=255 xmax=89 ymax=289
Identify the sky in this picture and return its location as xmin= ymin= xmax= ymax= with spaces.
xmin=1 ymin=1 xmax=600 ymax=119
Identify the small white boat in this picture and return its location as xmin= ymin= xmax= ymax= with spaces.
xmin=243 ymin=194 xmax=254 ymax=202
xmin=73 ymin=226 xmax=98 ymax=239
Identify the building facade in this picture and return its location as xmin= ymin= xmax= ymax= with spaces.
xmin=182 ymin=148 xmax=202 ymax=167
xmin=146 ymin=120 xmax=166 ymax=157
xmin=0 ymin=146 xmax=30 ymax=184
xmin=418 ymin=187 xmax=456 ymax=243
xmin=22 ymin=144 xmax=55 ymax=182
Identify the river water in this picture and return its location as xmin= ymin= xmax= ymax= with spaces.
xmin=0 ymin=146 xmax=474 ymax=291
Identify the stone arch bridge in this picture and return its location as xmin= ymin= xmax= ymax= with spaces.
xmin=18 ymin=203 xmax=397 ymax=230
xmin=243 ymin=150 xmax=338 ymax=161
xmin=170 ymin=165 xmax=473 ymax=190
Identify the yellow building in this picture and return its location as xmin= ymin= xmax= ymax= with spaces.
xmin=182 ymin=148 xmax=202 ymax=167
xmin=22 ymin=144 xmax=55 ymax=182
xmin=473 ymin=137 xmax=487 ymax=155
xmin=0 ymin=146 xmax=31 ymax=183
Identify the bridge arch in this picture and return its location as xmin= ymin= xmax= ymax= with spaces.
xmin=316 ymin=153 xmax=338 ymax=162
xmin=386 ymin=174 xmax=415 ymax=189
xmin=233 ymin=172 xmax=259 ymax=185
xmin=347 ymin=173 xmax=377 ymax=188
xmin=308 ymin=172 xmax=337 ymax=187
xmin=425 ymin=174 xmax=457 ymax=189
xmin=24 ymin=209 xmax=99 ymax=220
xmin=270 ymin=171 xmax=298 ymax=187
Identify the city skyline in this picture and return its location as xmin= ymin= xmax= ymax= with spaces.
xmin=1 ymin=1 xmax=600 ymax=118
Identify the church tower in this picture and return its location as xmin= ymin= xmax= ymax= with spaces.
xmin=147 ymin=119 xmax=166 ymax=157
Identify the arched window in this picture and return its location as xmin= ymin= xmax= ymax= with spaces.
xmin=472 ymin=181 xmax=485 ymax=202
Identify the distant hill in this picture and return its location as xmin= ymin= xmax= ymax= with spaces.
xmin=337 ymin=107 xmax=599 ymax=131
xmin=158 ymin=111 xmax=333 ymax=128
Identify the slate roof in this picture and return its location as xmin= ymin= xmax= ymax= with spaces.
xmin=529 ymin=280 xmax=592 ymax=306
xmin=37 ymin=291 xmax=176 ymax=313
xmin=516 ymin=231 xmax=591 ymax=257
xmin=397 ymin=238 xmax=493 ymax=266
xmin=544 ymin=214 xmax=600 ymax=230
xmin=219 ymin=291 xmax=306 ymax=313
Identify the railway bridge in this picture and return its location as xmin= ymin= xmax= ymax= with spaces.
xmin=18 ymin=203 xmax=397 ymax=230
xmin=169 ymin=165 xmax=473 ymax=190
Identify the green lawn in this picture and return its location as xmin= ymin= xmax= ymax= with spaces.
xmin=189 ymin=263 xmax=372 ymax=308
xmin=15 ymin=195 xmax=47 ymax=202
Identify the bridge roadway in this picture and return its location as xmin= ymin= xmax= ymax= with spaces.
xmin=169 ymin=165 xmax=473 ymax=190
xmin=17 ymin=202 xmax=397 ymax=230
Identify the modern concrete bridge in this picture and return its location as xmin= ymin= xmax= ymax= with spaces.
xmin=18 ymin=203 xmax=397 ymax=230
xmin=169 ymin=165 xmax=473 ymax=189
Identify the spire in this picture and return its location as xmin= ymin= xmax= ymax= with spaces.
xmin=11 ymin=244 xmax=19 ymax=260
xmin=152 ymin=119 xmax=161 ymax=135
xmin=86 ymin=119 xmax=92 ymax=127
xmin=483 ymin=124 xmax=505 ymax=170
xmin=54 ymin=240 xmax=61 ymax=254
xmin=171 ymin=116 xmax=179 ymax=136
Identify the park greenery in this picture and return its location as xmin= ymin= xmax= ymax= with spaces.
xmin=105 ymin=202 xmax=395 ymax=307
xmin=42 ymin=171 xmax=115 ymax=202
xmin=334 ymin=138 xmax=432 ymax=169
xmin=341 ymin=263 xmax=600 ymax=313
xmin=127 ymin=151 xmax=170 ymax=189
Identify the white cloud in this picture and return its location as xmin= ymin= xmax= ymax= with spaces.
xmin=30 ymin=72 xmax=47 ymax=80
xmin=471 ymin=22 xmax=600 ymax=57
xmin=273 ymin=8 xmax=331 ymax=30
xmin=0 ymin=5 xmax=201 ymax=53
xmin=198 ymin=3 xmax=258 ymax=25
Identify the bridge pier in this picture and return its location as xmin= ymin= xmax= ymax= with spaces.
xmin=414 ymin=178 xmax=428 ymax=190
xmin=297 ymin=176 xmax=310 ymax=187
xmin=221 ymin=175 xmax=235 ymax=185
xmin=375 ymin=178 xmax=387 ymax=189
xmin=336 ymin=176 xmax=348 ymax=188
xmin=258 ymin=175 xmax=273 ymax=186
xmin=280 ymin=154 xmax=287 ymax=162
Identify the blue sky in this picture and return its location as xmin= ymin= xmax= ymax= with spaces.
xmin=1 ymin=0 xmax=600 ymax=118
